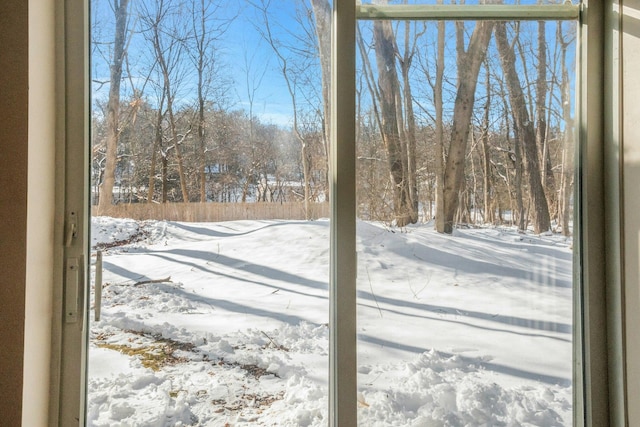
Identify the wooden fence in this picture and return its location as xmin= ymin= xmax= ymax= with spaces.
xmin=92 ymin=202 xmax=330 ymax=222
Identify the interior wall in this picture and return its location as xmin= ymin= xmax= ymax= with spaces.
xmin=0 ymin=0 xmax=57 ymax=424
xmin=23 ymin=0 xmax=57 ymax=424
xmin=0 ymin=0 xmax=29 ymax=425
xmin=622 ymin=0 xmax=640 ymax=424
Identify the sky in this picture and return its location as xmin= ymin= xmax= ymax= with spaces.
xmin=90 ymin=0 xmax=577 ymax=130
xmin=91 ymin=0 xmax=306 ymax=127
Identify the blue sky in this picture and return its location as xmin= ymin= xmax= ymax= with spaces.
xmin=91 ymin=0 xmax=577 ymax=130
xmin=91 ymin=0 xmax=306 ymax=126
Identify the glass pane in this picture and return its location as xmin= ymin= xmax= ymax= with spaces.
xmin=89 ymin=1 xmax=330 ymax=425
xmin=356 ymin=18 xmax=576 ymax=425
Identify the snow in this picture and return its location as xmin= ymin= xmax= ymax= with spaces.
xmin=88 ymin=217 xmax=573 ymax=426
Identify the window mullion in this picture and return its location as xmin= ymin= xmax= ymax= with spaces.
xmin=330 ymin=0 xmax=357 ymax=426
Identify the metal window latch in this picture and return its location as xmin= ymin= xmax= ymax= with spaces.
xmin=65 ymin=257 xmax=80 ymax=323
xmin=65 ymin=211 xmax=78 ymax=247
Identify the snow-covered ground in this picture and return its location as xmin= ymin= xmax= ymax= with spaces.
xmin=88 ymin=217 xmax=573 ymax=426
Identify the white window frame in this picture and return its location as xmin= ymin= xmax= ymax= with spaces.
xmin=53 ymin=0 xmax=90 ymax=425
xmin=52 ymin=1 xmax=615 ymax=426
xmin=330 ymin=2 xmax=609 ymax=427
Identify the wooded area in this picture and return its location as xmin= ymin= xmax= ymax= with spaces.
xmin=92 ymin=0 xmax=576 ymax=234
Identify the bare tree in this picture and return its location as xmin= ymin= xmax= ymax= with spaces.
xmin=535 ymin=19 xmax=558 ymax=222
xmin=439 ymin=19 xmax=494 ymax=233
xmin=147 ymin=84 xmax=167 ymax=202
xmin=434 ymin=12 xmax=445 ymax=231
xmin=557 ymin=21 xmax=575 ymax=236
xmin=480 ymin=61 xmax=493 ymax=224
xmin=140 ymin=0 xmax=191 ymax=202
xmin=188 ymin=0 xmax=234 ymax=202
xmin=399 ymin=18 xmax=424 ymax=224
xmin=357 ymin=11 xmax=422 ymax=226
xmin=255 ymin=0 xmax=320 ymax=218
xmin=497 ymin=71 xmax=526 ymax=230
xmin=99 ymin=0 xmax=131 ymax=213
xmin=372 ymin=19 xmax=413 ymax=226
xmin=309 ymin=0 xmax=331 ymax=202
xmin=495 ymin=22 xmax=551 ymax=233
xmin=239 ymin=45 xmax=269 ymax=203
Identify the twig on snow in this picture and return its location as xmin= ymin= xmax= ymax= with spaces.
xmin=366 ymin=266 xmax=383 ymax=318
xmin=261 ymin=331 xmax=289 ymax=351
xmin=133 ymin=277 xmax=172 ymax=286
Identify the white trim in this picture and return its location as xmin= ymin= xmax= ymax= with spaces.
xmin=54 ymin=0 xmax=90 ymax=424
xmin=357 ymin=4 xmax=580 ymax=20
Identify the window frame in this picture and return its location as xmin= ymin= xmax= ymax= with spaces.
xmin=329 ymin=1 xmax=607 ymax=427
xmin=52 ymin=0 xmax=613 ymax=426
xmin=53 ymin=0 xmax=90 ymax=425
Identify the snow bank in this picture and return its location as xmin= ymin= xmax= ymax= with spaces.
xmin=88 ymin=217 xmax=572 ymax=426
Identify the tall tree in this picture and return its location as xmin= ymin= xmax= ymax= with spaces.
xmin=188 ymin=0 xmax=233 ymax=202
xmin=495 ymin=22 xmax=551 ymax=233
xmin=558 ymin=21 xmax=575 ymax=236
xmin=257 ymin=0 xmax=313 ymax=218
xmin=399 ymin=18 xmax=423 ymax=224
xmin=309 ymin=0 xmax=331 ymax=202
xmin=481 ymin=60 xmax=493 ymax=224
xmin=142 ymin=0 xmax=191 ymax=202
xmin=372 ymin=19 xmax=413 ymax=226
xmin=535 ymin=19 xmax=558 ymax=221
xmin=239 ymin=46 xmax=268 ymax=203
xmin=147 ymin=86 xmax=167 ymax=203
xmin=434 ymin=13 xmax=446 ymax=232
xmin=99 ymin=0 xmax=131 ymax=213
xmin=439 ymin=20 xmax=494 ymax=233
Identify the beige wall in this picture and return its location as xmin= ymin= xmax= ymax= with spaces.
xmin=24 ymin=0 xmax=57 ymax=425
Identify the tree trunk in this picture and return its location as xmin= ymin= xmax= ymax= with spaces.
xmin=166 ymin=102 xmax=190 ymax=202
xmin=513 ymin=119 xmax=526 ymax=231
xmin=373 ymin=20 xmax=411 ymax=227
xmin=99 ymin=0 xmax=130 ymax=213
xmin=496 ymin=76 xmax=525 ymax=230
xmin=495 ymin=22 xmax=551 ymax=233
xmin=536 ymin=20 xmax=558 ymax=222
xmin=401 ymin=20 xmax=419 ymax=224
xmin=434 ymin=16 xmax=446 ymax=232
xmin=161 ymin=152 xmax=168 ymax=203
xmin=259 ymin=2 xmax=312 ymax=219
xmin=481 ymin=64 xmax=493 ymax=224
xmin=310 ymin=0 xmax=331 ymax=202
xmin=558 ymin=22 xmax=574 ymax=236
xmin=197 ymin=0 xmax=207 ymax=203
xmin=441 ymin=20 xmax=494 ymax=234
xmin=149 ymin=3 xmax=190 ymax=203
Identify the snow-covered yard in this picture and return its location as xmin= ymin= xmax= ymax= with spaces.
xmin=88 ymin=217 xmax=573 ymax=426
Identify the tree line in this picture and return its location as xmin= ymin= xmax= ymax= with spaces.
xmin=93 ymin=0 xmax=576 ymax=235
